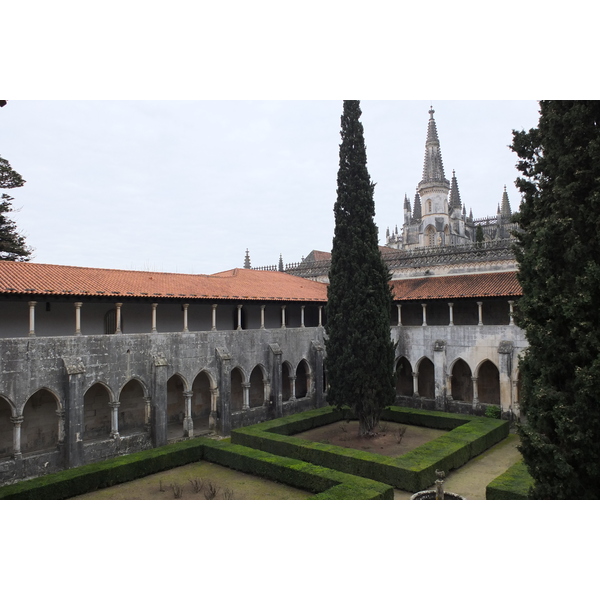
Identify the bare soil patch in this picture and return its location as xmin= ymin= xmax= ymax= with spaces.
xmin=293 ymin=420 xmax=446 ymax=457
xmin=73 ymin=461 xmax=312 ymax=500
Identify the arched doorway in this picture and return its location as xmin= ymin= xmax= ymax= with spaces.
xmin=417 ymin=357 xmax=435 ymax=399
xmin=119 ymin=379 xmax=146 ymax=435
xmin=167 ymin=374 xmax=186 ymax=439
xmin=282 ymin=362 xmax=292 ymax=402
xmin=451 ymin=359 xmax=473 ymax=404
xmin=84 ymin=383 xmax=112 ymax=440
xmin=295 ymin=360 xmax=310 ymax=399
xmin=192 ymin=371 xmax=213 ymax=431
xmin=249 ymin=366 xmax=266 ymax=408
xmin=22 ymin=389 xmax=61 ymax=454
xmin=231 ymin=367 xmax=244 ymax=412
xmin=0 ymin=397 xmax=12 ymax=459
xmin=395 ymin=357 xmax=413 ymax=396
xmin=478 ymin=360 xmax=500 ymax=405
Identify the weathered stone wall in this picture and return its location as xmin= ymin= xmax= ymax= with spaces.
xmin=393 ymin=323 xmax=527 ymax=418
xmin=0 ymin=326 xmax=325 ymax=485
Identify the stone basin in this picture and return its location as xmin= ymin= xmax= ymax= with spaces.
xmin=410 ymin=490 xmax=466 ymax=500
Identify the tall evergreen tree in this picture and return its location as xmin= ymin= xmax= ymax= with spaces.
xmin=0 ymin=155 xmax=32 ymax=261
xmin=325 ymin=101 xmax=396 ymax=436
xmin=511 ymin=101 xmax=600 ymax=499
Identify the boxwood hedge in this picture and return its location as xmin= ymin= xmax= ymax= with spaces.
xmin=0 ymin=436 xmax=393 ymax=501
xmin=486 ymin=459 xmax=533 ymax=500
xmin=231 ymin=406 xmax=509 ymax=492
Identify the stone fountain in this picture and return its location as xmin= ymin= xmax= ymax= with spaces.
xmin=410 ymin=470 xmax=465 ymax=500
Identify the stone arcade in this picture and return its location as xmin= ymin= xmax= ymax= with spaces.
xmin=0 ymin=107 xmax=527 ymax=485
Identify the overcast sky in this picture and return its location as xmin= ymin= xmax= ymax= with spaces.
xmin=2 ymin=100 xmax=540 ymax=274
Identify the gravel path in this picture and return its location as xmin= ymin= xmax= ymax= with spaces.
xmin=394 ymin=433 xmax=522 ymax=500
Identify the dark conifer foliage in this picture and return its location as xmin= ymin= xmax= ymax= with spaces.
xmin=0 ymin=155 xmax=32 ymax=261
xmin=325 ymin=101 xmax=396 ymax=436
xmin=511 ymin=101 xmax=600 ymax=499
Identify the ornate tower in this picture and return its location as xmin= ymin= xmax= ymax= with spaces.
xmin=417 ymin=107 xmax=451 ymax=247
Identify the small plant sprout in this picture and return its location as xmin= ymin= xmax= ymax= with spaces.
xmin=204 ymin=481 xmax=219 ymax=500
xmin=395 ymin=425 xmax=407 ymax=445
xmin=170 ymin=483 xmax=183 ymax=499
xmin=222 ymin=487 xmax=234 ymax=500
xmin=189 ymin=478 xmax=204 ymax=493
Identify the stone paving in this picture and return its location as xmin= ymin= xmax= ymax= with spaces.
xmin=394 ymin=433 xmax=522 ymax=500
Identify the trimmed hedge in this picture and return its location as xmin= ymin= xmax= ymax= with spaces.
xmin=0 ymin=436 xmax=393 ymax=501
xmin=486 ymin=460 xmax=534 ymax=500
xmin=231 ymin=406 xmax=509 ymax=492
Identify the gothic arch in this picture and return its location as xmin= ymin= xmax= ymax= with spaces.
xmin=450 ymin=358 xmax=473 ymax=404
xmin=167 ymin=373 xmax=187 ymax=439
xmin=118 ymin=379 xmax=147 ymax=435
xmin=230 ymin=367 xmax=245 ymax=413
xmin=395 ymin=356 xmax=413 ymax=396
xmin=425 ymin=225 xmax=436 ymax=247
xmin=0 ymin=395 xmax=16 ymax=459
xmin=84 ymin=381 xmax=113 ymax=440
xmin=295 ymin=359 xmax=311 ymax=399
xmin=249 ymin=365 xmax=267 ymax=408
xmin=282 ymin=361 xmax=293 ymax=402
xmin=21 ymin=387 xmax=62 ymax=454
xmin=476 ymin=359 xmax=500 ymax=405
xmin=416 ymin=357 xmax=435 ymax=399
xmin=192 ymin=370 xmax=214 ymax=431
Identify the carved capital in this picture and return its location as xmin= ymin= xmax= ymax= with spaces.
xmin=63 ymin=357 xmax=86 ymax=375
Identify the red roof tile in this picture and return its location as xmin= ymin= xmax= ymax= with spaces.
xmin=0 ymin=263 xmax=328 ymax=302
xmin=390 ymin=271 xmax=521 ymax=301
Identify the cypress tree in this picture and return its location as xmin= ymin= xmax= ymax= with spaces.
xmin=511 ymin=101 xmax=600 ymax=499
xmin=0 ymin=155 xmax=32 ymax=261
xmin=325 ymin=100 xmax=396 ymax=436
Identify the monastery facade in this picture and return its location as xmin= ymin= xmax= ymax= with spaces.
xmin=0 ymin=107 xmax=527 ymax=486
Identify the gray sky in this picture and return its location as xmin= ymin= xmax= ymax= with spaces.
xmin=2 ymin=100 xmax=540 ymax=274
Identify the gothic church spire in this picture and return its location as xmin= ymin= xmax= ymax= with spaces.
xmin=419 ymin=107 xmax=450 ymax=189
xmin=449 ymin=170 xmax=462 ymax=211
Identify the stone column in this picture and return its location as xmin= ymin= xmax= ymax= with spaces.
xmin=63 ymin=358 xmax=86 ymax=468
xmin=183 ymin=391 xmax=193 ymax=438
xmin=412 ymin=371 xmax=419 ymax=397
xmin=498 ymin=341 xmax=514 ymax=416
xmin=215 ymin=347 xmax=231 ymax=435
xmin=269 ymin=343 xmax=283 ymax=418
xmin=56 ymin=409 xmax=66 ymax=444
xmin=144 ymin=396 xmax=152 ymax=430
xmin=508 ymin=300 xmax=515 ymax=325
xmin=237 ymin=305 xmax=243 ymax=331
xmin=318 ymin=305 xmax=323 ymax=328
xmin=182 ymin=304 xmax=189 ymax=332
xmin=211 ymin=304 xmax=218 ymax=331
xmin=433 ymin=340 xmax=447 ymax=409
xmin=472 ymin=377 xmax=479 ymax=410
xmin=421 ymin=303 xmax=427 ymax=327
xmin=312 ymin=340 xmax=325 ymax=408
xmin=74 ymin=302 xmax=83 ymax=335
xmin=281 ymin=305 xmax=286 ymax=329
xmin=209 ymin=387 xmax=219 ymax=431
xmin=300 ymin=305 xmax=305 ymax=328
xmin=260 ymin=305 xmax=266 ymax=329
xmin=152 ymin=353 xmax=169 ymax=447
xmin=28 ymin=301 xmax=36 ymax=337
xmin=115 ymin=302 xmax=123 ymax=334
xmin=151 ymin=303 xmax=158 ymax=333
xmin=290 ymin=376 xmax=297 ymax=401
xmin=242 ymin=382 xmax=250 ymax=410
xmin=397 ymin=304 xmax=402 ymax=326
xmin=11 ymin=416 xmax=23 ymax=457
xmin=448 ymin=302 xmax=454 ymax=326
xmin=109 ymin=401 xmax=120 ymax=438
xmin=477 ymin=301 xmax=483 ymax=326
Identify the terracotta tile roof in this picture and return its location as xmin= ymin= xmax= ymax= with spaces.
xmin=0 ymin=262 xmax=328 ymax=302
xmin=390 ymin=271 xmax=521 ymax=301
